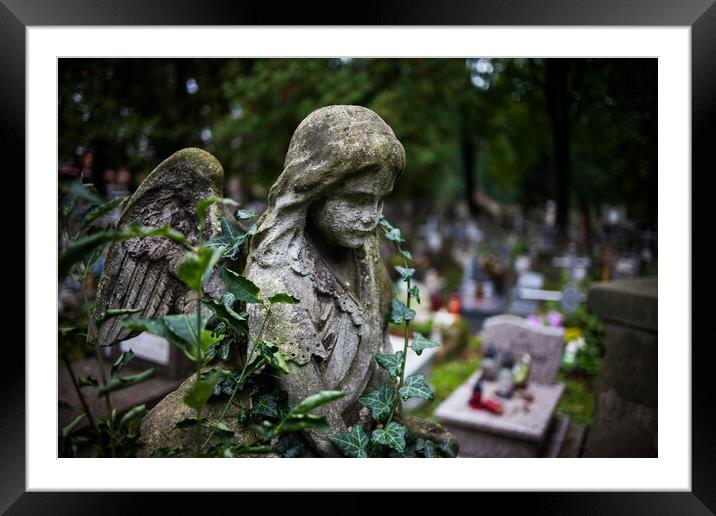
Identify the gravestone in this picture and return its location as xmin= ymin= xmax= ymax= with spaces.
xmin=434 ymin=371 xmax=565 ymax=457
xmin=482 ymin=314 xmax=565 ymax=384
xmin=583 ymin=277 xmax=657 ymax=457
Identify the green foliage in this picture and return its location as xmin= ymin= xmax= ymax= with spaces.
xmin=220 ymin=267 xmax=262 ymax=304
xmin=399 ymin=374 xmax=434 ymax=402
xmin=410 ymin=332 xmax=439 ymax=356
xmin=331 ymin=426 xmax=370 ymax=458
xmin=183 ymin=369 xmax=223 ymax=410
xmin=267 ymin=293 xmax=300 ymax=305
xmin=374 ymin=351 xmax=404 ymax=378
xmin=98 ymin=368 xmax=156 ymax=397
xmin=178 ymin=246 xmax=223 ymax=291
xmin=360 ymin=384 xmax=396 ymax=424
xmin=389 ymin=298 xmax=415 ymax=325
xmin=371 ymin=422 xmax=407 ymax=455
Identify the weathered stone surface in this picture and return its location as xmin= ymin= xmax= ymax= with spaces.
xmin=482 ymin=314 xmax=565 ymax=384
xmin=587 ymin=277 xmax=657 ymax=331
xmin=139 ymin=370 xmax=265 ymax=458
xmin=434 ymin=372 xmax=564 ymax=457
xmin=243 ymin=106 xmax=410 ymax=456
xmin=584 ymin=277 xmax=657 ymax=457
xmin=91 ymin=147 xmax=225 ymax=350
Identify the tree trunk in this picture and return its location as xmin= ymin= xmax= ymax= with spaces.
xmin=545 ymin=59 xmax=572 ymax=241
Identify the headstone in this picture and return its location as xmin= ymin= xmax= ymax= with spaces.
xmin=583 ymin=277 xmax=657 ymax=457
xmin=434 ymin=371 xmax=565 ymax=457
xmin=481 ymin=314 xmax=565 ymax=384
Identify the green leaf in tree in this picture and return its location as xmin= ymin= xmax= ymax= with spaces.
xmin=374 ymin=351 xmax=404 ymax=377
xmin=96 ymin=307 xmax=143 ymax=324
xmin=394 ymin=266 xmax=415 ymax=281
xmin=410 ymin=332 xmax=439 ymax=356
xmin=331 ymin=425 xmax=369 ymax=458
xmin=62 ymin=414 xmax=86 ymax=439
xmin=359 ymin=384 xmax=395 ymax=423
xmin=252 ymin=393 xmax=280 ymax=419
xmin=80 ymin=196 xmax=126 ymax=229
xmin=288 ymin=390 xmax=346 ymax=416
xmin=118 ymin=404 xmax=146 ymax=429
xmin=111 ymin=350 xmax=134 ymax=379
xmin=178 ymin=246 xmax=223 ymax=291
xmin=220 ymin=267 xmax=261 ymax=304
xmin=268 ymin=292 xmax=300 ymax=305
xmin=389 ymin=298 xmax=415 ymax=324
xmin=183 ymin=369 xmax=223 ymax=410
xmin=371 ymin=422 xmax=407 ymax=454
xmin=99 ymin=368 xmax=156 ymax=397
xmin=204 ymin=298 xmax=249 ymax=336
xmin=398 ymin=373 xmax=434 ymax=401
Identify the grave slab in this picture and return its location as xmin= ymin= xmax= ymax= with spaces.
xmin=434 ymin=372 xmax=564 ymax=457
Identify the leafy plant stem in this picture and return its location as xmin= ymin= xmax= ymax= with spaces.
xmin=201 ymin=303 xmax=272 ymax=450
xmin=387 ymin=251 xmax=411 ymax=425
xmin=61 ymin=352 xmax=98 ymax=436
xmin=82 ymin=265 xmax=116 ymax=457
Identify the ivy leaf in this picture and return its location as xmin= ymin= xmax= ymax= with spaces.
xmin=410 ymin=332 xmax=439 ymax=356
xmin=111 ymin=350 xmax=134 ymax=379
xmin=374 ymin=351 xmax=404 ymax=377
xmin=276 ymin=433 xmax=306 ymax=458
xmin=371 ymin=422 xmax=407 ymax=454
xmin=400 ymin=249 xmax=413 ymax=262
xmin=394 ymin=266 xmax=415 ymax=281
xmin=389 ymin=298 xmax=415 ymax=324
xmin=408 ymin=286 xmax=421 ymax=304
xmin=331 ymin=425 xmax=369 ymax=458
xmin=384 ymin=228 xmax=405 ymax=243
xmin=204 ymin=298 xmax=249 ymax=337
xmin=359 ymin=384 xmax=395 ymax=423
xmin=235 ymin=209 xmax=257 ymax=220
xmin=178 ymin=246 xmax=223 ymax=291
xmin=399 ymin=373 xmax=434 ymax=401
xmin=220 ymin=267 xmax=261 ymax=304
xmin=268 ymin=293 xmax=300 ymax=305
xmin=183 ymin=369 xmax=222 ymax=410
xmin=416 ymin=438 xmax=436 ymax=458
xmin=439 ymin=440 xmax=457 ymax=458
xmin=252 ymin=393 xmax=279 ymax=419
xmin=206 ymin=217 xmax=250 ymax=261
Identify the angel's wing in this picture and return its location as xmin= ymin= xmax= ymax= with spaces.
xmin=91 ymin=148 xmax=224 ymax=348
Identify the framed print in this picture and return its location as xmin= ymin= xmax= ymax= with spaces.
xmin=5 ymin=0 xmax=713 ymax=512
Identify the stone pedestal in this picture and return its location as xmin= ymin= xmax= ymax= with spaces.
xmin=434 ymin=372 xmax=565 ymax=457
xmin=583 ymin=277 xmax=657 ymax=457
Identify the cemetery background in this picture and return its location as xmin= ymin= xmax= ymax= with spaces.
xmin=58 ymin=58 xmax=657 ymax=458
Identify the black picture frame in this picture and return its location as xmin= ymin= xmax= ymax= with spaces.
xmin=6 ymin=0 xmax=712 ymax=512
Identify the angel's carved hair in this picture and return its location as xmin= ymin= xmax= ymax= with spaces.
xmin=247 ymin=105 xmax=405 ymax=269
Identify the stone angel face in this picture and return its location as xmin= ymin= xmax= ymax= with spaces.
xmin=309 ymin=163 xmax=395 ymax=249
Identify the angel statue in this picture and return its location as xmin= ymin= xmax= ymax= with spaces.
xmin=93 ymin=105 xmax=456 ymax=457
